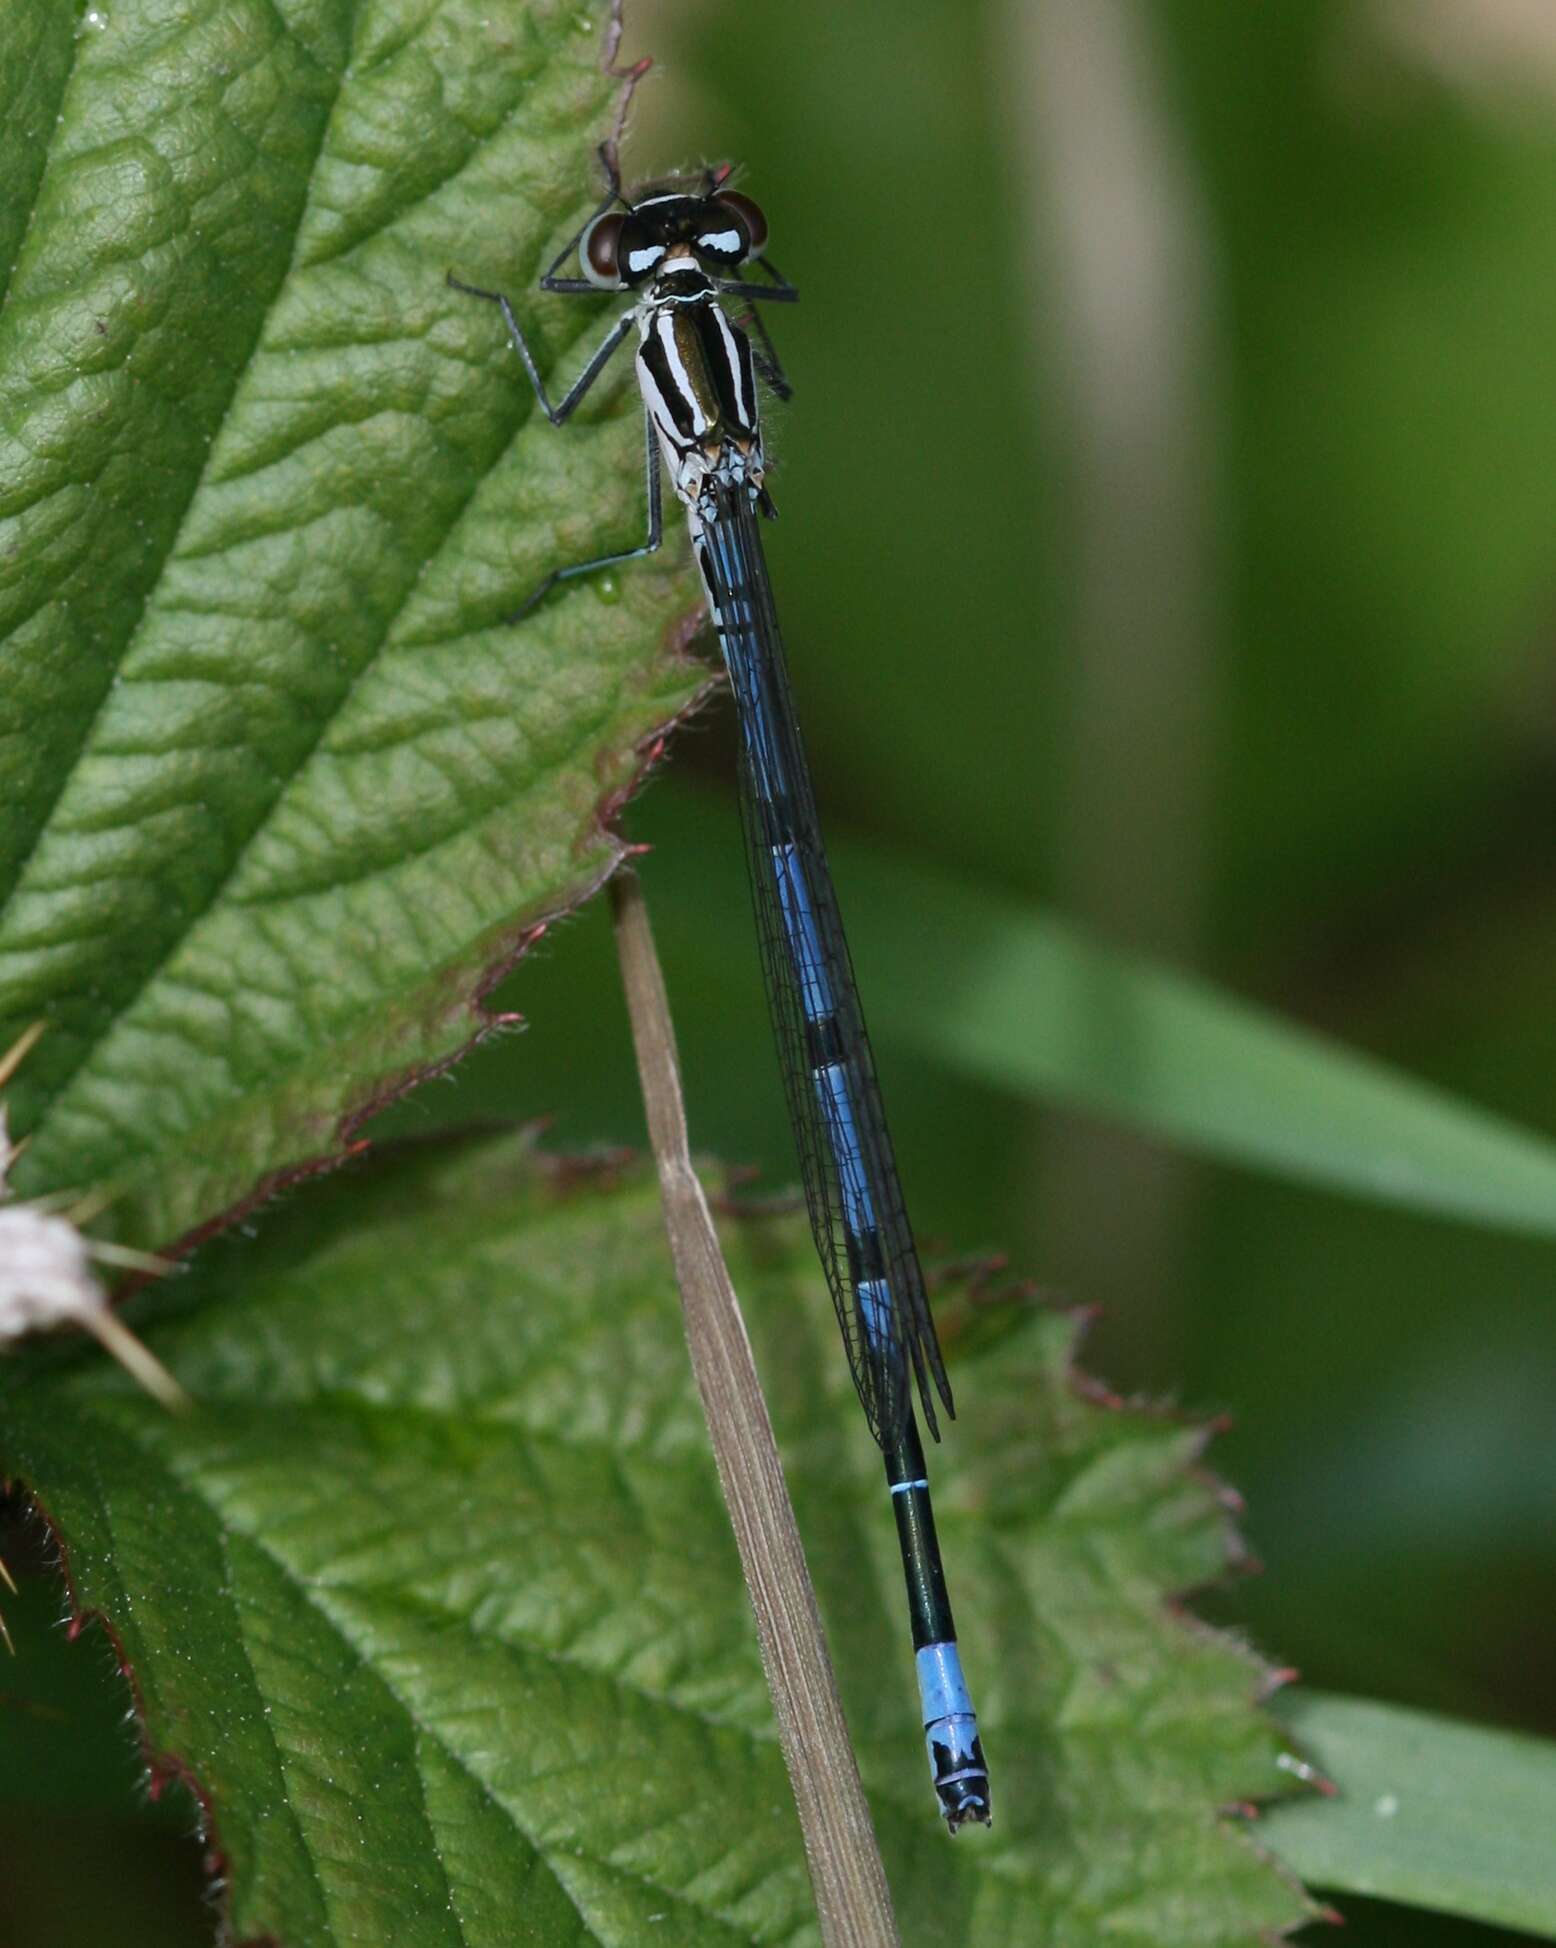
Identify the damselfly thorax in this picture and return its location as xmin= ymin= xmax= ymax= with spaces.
xmin=634 ymin=253 xmax=767 ymax=514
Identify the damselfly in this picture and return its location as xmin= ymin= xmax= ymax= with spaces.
xmin=451 ymin=149 xmax=991 ymax=1832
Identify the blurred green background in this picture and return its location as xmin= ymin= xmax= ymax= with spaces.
xmin=5 ymin=0 xmax=1555 ymax=1940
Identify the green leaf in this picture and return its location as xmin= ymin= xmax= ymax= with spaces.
xmin=0 ymin=0 xmax=703 ymax=1250
xmin=1262 ymin=1691 xmax=1556 ymax=1939
xmin=0 ymin=1129 xmax=1315 ymax=1946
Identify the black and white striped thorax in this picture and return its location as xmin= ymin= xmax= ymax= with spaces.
xmin=632 ymin=256 xmax=766 ymax=518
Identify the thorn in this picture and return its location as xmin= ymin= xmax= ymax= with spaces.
xmin=61 ymin=1181 xmax=127 ymax=1227
xmin=0 ymin=1611 xmax=13 ymax=1657
xmin=80 ymin=1308 xmax=191 ymax=1414
xmin=0 ymin=1555 xmax=16 ymax=1595
xmin=0 ymin=1021 xmax=47 ymax=1093
xmin=1275 ymin=1748 xmax=1338 ymax=1795
xmin=85 ymin=1240 xmax=176 ymax=1277
xmin=19 ymin=1187 xmax=81 ymax=1216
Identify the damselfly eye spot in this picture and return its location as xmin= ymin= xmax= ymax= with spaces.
xmin=616 ymin=215 xmax=667 ymax=286
xmin=713 ymin=191 xmax=768 ymax=257
xmin=581 ymin=211 xmax=626 ymax=287
xmin=694 ymin=221 xmax=749 ymax=266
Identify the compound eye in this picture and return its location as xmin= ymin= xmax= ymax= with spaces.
xmin=713 ymin=191 xmax=768 ymax=257
xmin=581 ymin=212 xmax=625 ymax=287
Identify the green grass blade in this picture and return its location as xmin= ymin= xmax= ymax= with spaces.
xmin=638 ymin=783 xmax=1556 ymax=1239
xmin=840 ymin=842 xmax=1556 ymax=1240
xmin=1262 ymin=1690 xmax=1556 ymax=1938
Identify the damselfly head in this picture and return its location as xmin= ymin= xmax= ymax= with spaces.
xmin=580 ymin=185 xmax=769 ymax=290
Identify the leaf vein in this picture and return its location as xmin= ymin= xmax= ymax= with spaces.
xmin=0 ymin=3 xmax=88 ymax=328
xmin=0 ymin=6 xmax=353 ymax=941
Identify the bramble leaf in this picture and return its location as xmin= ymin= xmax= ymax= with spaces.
xmin=0 ymin=0 xmax=702 ymax=1250
xmin=0 ymin=1130 xmax=1316 ymax=1946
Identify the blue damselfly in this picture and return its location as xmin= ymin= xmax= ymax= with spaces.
xmin=451 ymin=150 xmax=991 ymax=1832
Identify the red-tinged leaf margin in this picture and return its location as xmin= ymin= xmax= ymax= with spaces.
xmin=163 ymin=609 xmax=719 ymax=1275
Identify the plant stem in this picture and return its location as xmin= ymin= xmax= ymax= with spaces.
xmin=611 ymin=868 xmax=900 ymax=1948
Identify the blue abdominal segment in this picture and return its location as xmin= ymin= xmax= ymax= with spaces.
xmin=697 ymin=479 xmax=989 ymax=1829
